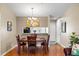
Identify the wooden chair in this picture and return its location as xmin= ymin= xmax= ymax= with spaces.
xmin=16 ymin=35 xmax=26 ymax=54
xmin=27 ymin=34 xmax=37 ymax=53
xmin=41 ymin=35 xmax=50 ymax=52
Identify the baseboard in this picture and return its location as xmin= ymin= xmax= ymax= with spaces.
xmin=1 ymin=45 xmax=17 ymax=56
xmin=58 ymin=42 xmax=65 ymax=48
xmin=49 ymin=41 xmax=56 ymax=44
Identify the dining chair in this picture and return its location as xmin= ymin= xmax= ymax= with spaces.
xmin=27 ymin=34 xmax=37 ymax=53
xmin=41 ymin=35 xmax=50 ymax=52
xmin=16 ymin=35 xmax=26 ymax=54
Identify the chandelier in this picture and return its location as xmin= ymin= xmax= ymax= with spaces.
xmin=27 ymin=8 xmax=40 ymax=27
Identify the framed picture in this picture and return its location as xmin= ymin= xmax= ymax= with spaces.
xmin=61 ymin=21 xmax=66 ymax=33
xmin=7 ymin=21 xmax=12 ymax=31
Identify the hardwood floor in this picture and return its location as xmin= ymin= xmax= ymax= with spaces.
xmin=5 ymin=44 xmax=65 ymax=56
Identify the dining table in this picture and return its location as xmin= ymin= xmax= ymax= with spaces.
xmin=20 ymin=37 xmax=46 ymax=42
xmin=20 ymin=33 xmax=48 ymax=45
xmin=19 ymin=37 xmax=47 ymax=53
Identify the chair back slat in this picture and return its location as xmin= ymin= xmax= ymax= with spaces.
xmin=27 ymin=35 xmax=37 ymax=47
xmin=16 ymin=35 xmax=20 ymax=44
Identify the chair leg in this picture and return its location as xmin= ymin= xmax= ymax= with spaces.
xmin=22 ymin=45 xmax=25 ymax=51
xmin=47 ymin=45 xmax=49 ymax=51
xmin=45 ymin=45 xmax=49 ymax=53
xmin=18 ymin=45 xmax=20 ymax=54
xmin=27 ymin=47 xmax=30 ymax=55
xmin=42 ymin=45 xmax=46 ymax=53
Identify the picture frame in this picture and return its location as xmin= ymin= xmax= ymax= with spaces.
xmin=61 ymin=21 xmax=66 ymax=33
xmin=7 ymin=21 xmax=12 ymax=31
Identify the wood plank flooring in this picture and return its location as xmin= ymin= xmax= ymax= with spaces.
xmin=5 ymin=44 xmax=65 ymax=56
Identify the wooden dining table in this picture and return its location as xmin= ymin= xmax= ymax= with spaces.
xmin=20 ymin=37 xmax=46 ymax=43
xmin=20 ymin=36 xmax=47 ymax=46
xmin=19 ymin=37 xmax=47 ymax=53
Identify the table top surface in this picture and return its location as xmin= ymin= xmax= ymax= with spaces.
xmin=20 ymin=37 xmax=46 ymax=42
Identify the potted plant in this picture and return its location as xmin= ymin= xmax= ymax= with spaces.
xmin=70 ymin=32 xmax=79 ymax=47
xmin=70 ymin=32 xmax=79 ymax=55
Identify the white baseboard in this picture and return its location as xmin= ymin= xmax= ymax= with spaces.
xmin=49 ymin=41 xmax=56 ymax=44
xmin=58 ymin=42 xmax=65 ymax=48
xmin=1 ymin=45 xmax=17 ymax=56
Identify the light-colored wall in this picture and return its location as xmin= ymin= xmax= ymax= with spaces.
xmin=16 ymin=17 xmax=48 ymax=35
xmin=0 ymin=13 xmax=1 ymax=55
xmin=16 ymin=17 xmax=27 ymax=35
xmin=50 ymin=20 xmax=56 ymax=42
xmin=57 ymin=4 xmax=79 ymax=47
xmin=0 ymin=4 xmax=16 ymax=55
xmin=39 ymin=17 xmax=48 ymax=27
xmin=56 ymin=18 xmax=62 ymax=43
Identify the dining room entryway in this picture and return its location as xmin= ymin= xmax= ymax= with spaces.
xmin=49 ymin=20 xmax=57 ymax=45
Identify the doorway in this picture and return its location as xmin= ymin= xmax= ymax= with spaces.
xmin=49 ymin=20 xmax=57 ymax=45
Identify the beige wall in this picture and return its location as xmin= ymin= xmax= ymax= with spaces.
xmin=16 ymin=17 xmax=27 ymax=35
xmin=39 ymin=17 xmax=48 ymax=27
xmin=57 ymin=4 xmax=79 ymax=47
xmin=16 ymin=17 xmax=48 ymax=35
xmin=50 ymin=20 xmax=56 ymax=42
xmin=0 ymin=4 xmax=16 ymax=55
xmin=0 ymin=13 xmax=1 ymax=55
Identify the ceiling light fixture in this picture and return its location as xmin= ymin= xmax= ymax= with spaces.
xmin=28 ymin=8 xmax=38 ymax=20
xmin=27 ymin=8 xmax=40 ymax=27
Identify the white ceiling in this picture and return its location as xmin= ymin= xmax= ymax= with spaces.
xmin=6 ymin=3 xmax=75 ymax=17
